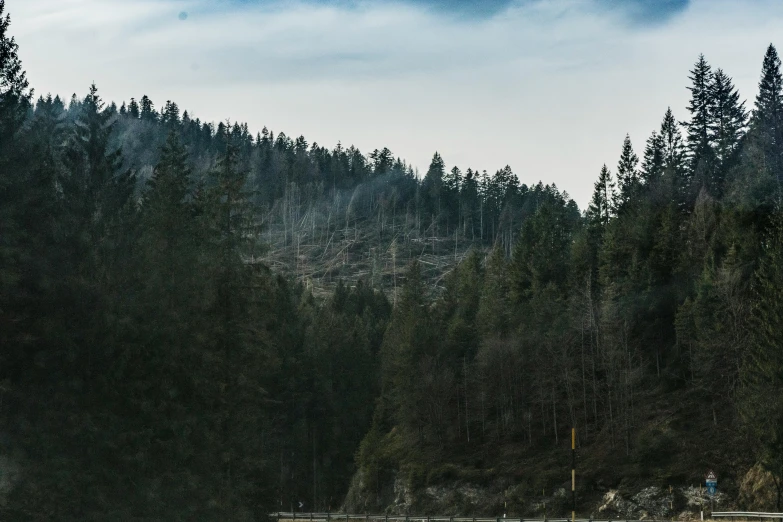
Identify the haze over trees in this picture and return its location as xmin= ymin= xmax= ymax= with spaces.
xmin=2 ymin=0 xmax=783 ymax=518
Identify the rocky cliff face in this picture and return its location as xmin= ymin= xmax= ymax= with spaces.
xmin=596 ymin=486 xmax=724 ymax=520
xmin=344 ymin=468 xmax=507 ymax=516
xmin=344 ymin=464 xmax=779 ymax=519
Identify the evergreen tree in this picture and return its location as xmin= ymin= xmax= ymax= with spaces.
xmin=752 ymin=44 xmax=783 ymax=199
xmin=641 ymin=131 xmax=665 ymax=185
xmin=587 ymin=164 xmax=615 ymax=228
xmin=422 ymin=151 xmax=446 ymax=220
xmin=56 ymin=84 xmax=136 ymax=383
xmin=0 ymin=0 xmax=30 ymax=140
xmin=0 ymin=0 xmax=32 ymax=313
xmin=443 ymin=165 xmax=462 ymax=227
xmin=369 ymin=147 xmax=394 ymax=175
xmin=709 ymin=68 xmax=747 ymax=189
xmin=510 ymin=195 xmax=575 ymax=303
xmin=140 ymin=94 xmax=156 ymax=121
xmin=444 ymin=165 xmax=461 ymax=199
xmin=0 ymin=30 xmax=51 ymax=388
xmin=493 ymin=165 xmax=519 ymax=206
xmin=128 ymin=97 xmax=140 ymax=118
xmin=614 ymin=134 xmax=640 ymax=211
xmin=161 ymin=99 xmax=181 ymax=127
xmin=194 ymin=144 xmax=273 ymax=513
xmin=61 ymin=84 xmax=135 ymax=224
xmin=660 ymin=107 xmax=686 ymax=175
xmin=460 ymin=168 xmax=480 ymax=238
xmin=684 ymin=54 xmax=715 ymax=185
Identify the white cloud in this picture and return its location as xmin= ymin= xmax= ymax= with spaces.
xmin=9 ymin=0 xmax=783 ymax=206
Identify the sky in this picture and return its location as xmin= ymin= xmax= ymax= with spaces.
xmin=9 ymin=0 xmax=783 ymax=207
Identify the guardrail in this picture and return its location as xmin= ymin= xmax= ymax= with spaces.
xmin=712 ymin=514 xmax=783 ymax=520
xmin=273 ymin=512 xmax=783 ymax=522
xmin=272 ymin=513 xmax=671 ymax=522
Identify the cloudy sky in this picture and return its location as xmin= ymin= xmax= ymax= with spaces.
xmin=9 ymin=0 xmax=783 ymax=206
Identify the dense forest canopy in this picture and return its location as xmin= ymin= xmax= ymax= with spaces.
xmin=2 ymin=0 xmax=783 ymax=519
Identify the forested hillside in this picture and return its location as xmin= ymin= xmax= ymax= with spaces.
xmin=2 ymin=0 xmax=783 ymax=519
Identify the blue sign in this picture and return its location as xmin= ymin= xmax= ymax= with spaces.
xmin=705 ymin=470 xmax=718 ymax=497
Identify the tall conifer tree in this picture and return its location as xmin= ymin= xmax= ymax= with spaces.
xmin=709 ymin=68 xmax=747 ymax=191
xmin=128 ymin=97 xmax=140 ymax=118
xmin=660 ymin=107 xmax=686 ymax=174
xmin=0 ymin=0 xmax=30 ymax=140
xmin=752 ymin=44 xmax=783 ymax=199
xmin=422 ymin=151 xmax=446 ymax=219
xmin=684 ymin=55 xmax=714 ymax=174
xmin=588 ymin=164 xmax=615 ymax=228
xmin=642 ymin=131 xmax=665 ymax=185
xmin=614 ymin=134 xmax=640 ymax=211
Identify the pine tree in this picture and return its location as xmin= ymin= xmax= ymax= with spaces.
xmin=443 ymin=165 xmax=462 ymax=227
xmin=460 ymin=168 xmax=479 ymax=238
xmin=709 ymin=68 xmax=747 ymax=189
xmin=752 ymin=44 xmax=783 ymax=199
xmin=493 ymin=165 xmax=519 ymax=206
xmin=614 ymin=134 xmax=640 ymax=211
xmin=444 ymin=165 xmax=461 ymax=198
xmin=128 ymin=97 xmax=140 ymax=118
xmin=754 ymin=44 xmax=783 ymax=130
xmin=422 ymin=151 xmax=445 ymax=219
xmin=0 ymin=17 xmax=51 ymax=386
xmin=138 ymin=132 xmax=194 ymax=306
xmin=194 ymin=143 xmax=272 ymax=512
xmin=641 ymin=131 xmax=665 ymax=185
xmin=660 ymin=107 xmax=686 ymax=175
xmin=140 ymin=94 xmax=156 ymax=121
xmin=0 ymin=0 xmax=31 ymax=140
xmin=119 ymin=131 xmax=203 ymax=508
xmin=161 ymin=99 xmax=181 ymax=127
xmin=58 ymin=84 xmax=135 ymax=270
xmin=57 ymin=84 xmax=136 ymax=377
xmin=369 ymin=147 xmax=394 ymax=175
xmin=510 ymin=197 xmax=575 ymax=302
xmin=684 ymin=54 xmax=715 ymax=179
xmin=142 ymin=132 xmax=192 ymax=247
xmin=588 ymin=164 xmax=615 ymax=228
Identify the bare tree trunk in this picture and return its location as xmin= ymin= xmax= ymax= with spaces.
xmin=481 ymin=390 xmax=486 ymax=437
xmin=464 ymin=356 xmax=470 ymax=442
xmin=589 ymin=290 xmax=599 ymax=425
xmin=565 ymin=367 xmax=576 ymax=440
xmin=608 ymin=389 xmax=615 ymax=447
xmin=552 ymin=384 xmax=558 ymax=445
xmin=581 ymin=315 xmax=589 ymax=439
